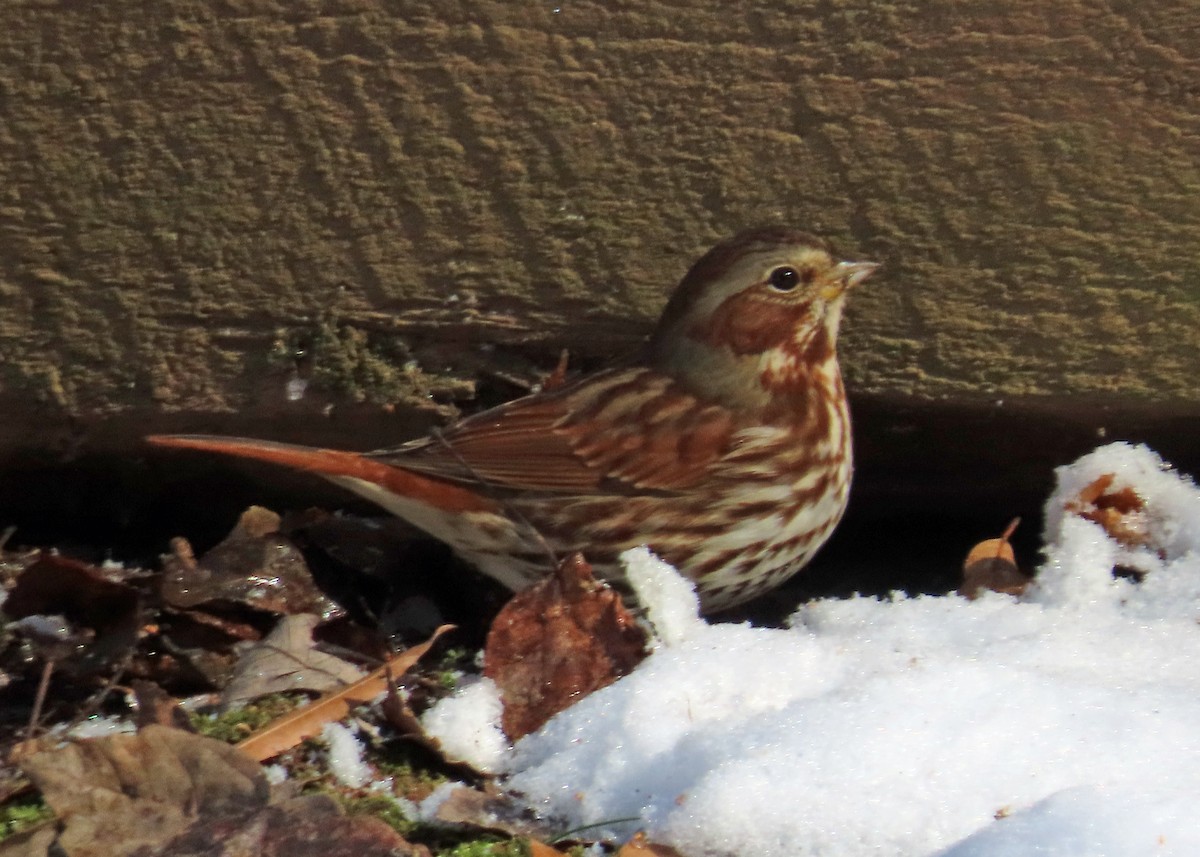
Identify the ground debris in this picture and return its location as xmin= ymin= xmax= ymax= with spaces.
xmin=220 ymin=613 xmax=364 ymax=708
xmin=959 ymin=518 xmax=1030 ymax=599
xmin=161 ymin=506 xmax=340 ymax=619
xmin=1064 ymin=473 xmax=1151 ymax=549
xmin=6 ymin=725 xmax=424 ymax=857
xmin=484 ymin=553 xmax=648 ymax=740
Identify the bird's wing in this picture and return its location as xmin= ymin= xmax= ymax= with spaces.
xmin=375 ymin=367 xmax=736 ymax=494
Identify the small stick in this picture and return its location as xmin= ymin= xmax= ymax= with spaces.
xmin=25 ymin=659 xmax=56 ymax=744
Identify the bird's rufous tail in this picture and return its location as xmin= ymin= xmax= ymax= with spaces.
xmin=146 ymin=434 xmax=494 ymax=514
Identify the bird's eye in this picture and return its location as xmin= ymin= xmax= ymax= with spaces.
xmin=767 ymin=267 xmax=798 ymax=291
xmin=767 ymin=266 xmax=812 ymax=292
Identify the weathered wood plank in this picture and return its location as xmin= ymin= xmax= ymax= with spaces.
xmin=1 ymin=0 xmax=1198 ymax=451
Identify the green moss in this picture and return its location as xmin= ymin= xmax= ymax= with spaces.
xmin=270 ymin=316 xmax=473 ymax=409
xmin=372 ymin=742 xmax=448 ymax=802
xmin=189 ymin=693 xmax=308 ymax=743
xmin=437 ymin=840 xmax=529 ymax=857
xmin=0 ymin=794 xmax=54 ymax=842
xmin=341 ymin=793 xmax=415 ymax=836
xmin=430 ymin=645 xmax=474 ymax=692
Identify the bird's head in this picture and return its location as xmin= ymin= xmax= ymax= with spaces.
xmin=647 ymin=227 xmax=877 ymax=413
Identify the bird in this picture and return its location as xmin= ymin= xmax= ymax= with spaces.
xmin=148 ymin=227 xmax=877 ymax=612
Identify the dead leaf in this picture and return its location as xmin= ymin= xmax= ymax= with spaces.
xmin=14 ymin=725 xmax=422 ymax=857
xmin=616 ymin=831 xmax=688 ymax=856
xmin=132 ymin=681 xmax=194 ymax=732
xmin=161 ymin=507 xmax=340 ymax=619
xmin=5 ymin=554 xmax=141 ymax=674
xmin=156 ymin=793 xmax=426 ymax=857
xmin=19 ymin=724 xmax=267 ymax=857
xmin=378 ymin=681 xmax=447 ymax=759
xmin=143 ymin=608 xmax=265 ymax=690
xmin=0 ymin=823 xmax=56 ymax=857
xmin=162 ymin=607 xmax=264 ymax=645
xmin=484 ymin=553 xmax=648 ymax=740
xmin=222 ymin=614 xmax=364 ymax=708
xmin=1065 ymin=474 xmax=1150 ymax=548
xmin=959 ymin=518 xmax=1030 ymax=599
xmin=526 ymin=840 xmax=570 ymax=857
xmin=236 ymin=625 xmax=453 ymax=762
xmin=430 ymin=785 xmax=557 ymax=841
xmin=1074 ymin=473 xmax=1115 ymax=506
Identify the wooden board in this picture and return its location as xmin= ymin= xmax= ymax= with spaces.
xmin=2 ymin=0 xmax=1199 ymax=452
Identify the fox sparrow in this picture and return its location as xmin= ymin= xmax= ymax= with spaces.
xmin=150 ymin=227 xmax=876 ymax=611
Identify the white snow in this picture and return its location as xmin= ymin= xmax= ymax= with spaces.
xmin=422 ymin=442 xmax=1200 ymax=856
xmin=624 ymin=545 xmax=706 ymax=646
xmin=321 ymin=721 xmax=372 ymax=788
xmin=421 ymin=676 xmax=509 ymax=772
xmin=67 ymin=715 xmax=137 ymax=740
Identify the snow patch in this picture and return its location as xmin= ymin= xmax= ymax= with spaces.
xmin=423 ymin=442 xmax=1200 ymax=856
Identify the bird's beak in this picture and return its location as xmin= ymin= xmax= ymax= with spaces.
xmin=835 ymin=260 xmax=879 ymax=288
xmin=821 ymin=260 xmax=879 ymax=300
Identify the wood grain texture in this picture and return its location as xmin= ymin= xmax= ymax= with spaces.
xmin=1 ymin=0 xmax=1199 ymax=445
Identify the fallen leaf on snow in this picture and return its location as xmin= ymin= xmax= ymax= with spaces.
xmin=484 ymin=553 xmax=648 ymax=740
xmin=1065 ymin=474 xmax=1150 ymax=548
xmin=236 ymin=625 xmax=453 ymax=762
xmin=959 ymin=518 xmax=1030 ymax=599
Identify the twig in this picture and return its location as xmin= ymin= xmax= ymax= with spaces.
xmin=25 ymin=659 xmax=56 ymax=743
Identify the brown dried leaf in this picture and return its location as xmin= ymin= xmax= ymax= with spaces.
xmin=161 ymin=507 xmax=340 ymax=619
xmin=430 ymin=785 xmax=556 ymax=841
xmin=15 ymin=725 xmax=421 ymax=857
xmin=378 ymin=682 xmax=450 ymax=762
xmin=1094 ymin=485 xmax=1144 ymax=515
xmin=163 ymin=606 xmax=264 ymax=644
xmin=526 ymin=840 xmax=570 ymax=857
xmin=132 ymin=681 xmax=194 ymax=732
xmin=1073 ymin=473 xmax=1115 ymax=506
xmin=19 ymin=724 xmax=267 ymax=857
xmin=236 ymin=625 xmax=453 ymax=762
xmin=484 ymin=553 xmax=648 ymax=740
xmin=1066 ymin=474 xmax=1150 ymax=548
xmin=960 ymin=518 xmax=1030 ymax=600
xmin=0 ymin=823 xmax=56 ymax=857
xmin=144 ymin=608 xmax=262 ymax=689
xmin=5 ymin=554 xmax=141 ymax=673
xmin=617 ymin=831 xmax=688 ymax=857
xmin=222 ymin=614 xmax=364 ymax=708
xmin=157 ymin=793 xmax=426 ymax=857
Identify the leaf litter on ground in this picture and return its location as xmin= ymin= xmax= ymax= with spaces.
xmin=483 ymin=553 xmax=648 ymax=740
xmin=221 ymin=614 xmax=364 ymax=708
xmin=3 ymin=725 xmax=425 ymax=857
xmin=235 ymin=625 xmax=454 ymax=762
xmin=160 ymin=506 xmax=341 ymax=619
